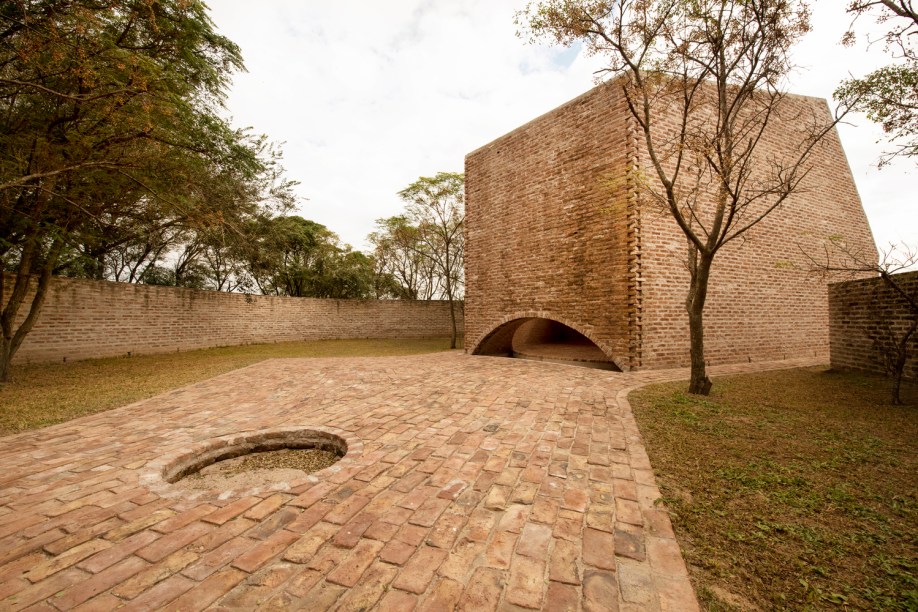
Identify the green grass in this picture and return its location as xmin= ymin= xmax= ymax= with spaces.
xmin=630 ymin=367 xmax=918 ymax=611
xmin=0 ymin=338 xmax=459 ymax=436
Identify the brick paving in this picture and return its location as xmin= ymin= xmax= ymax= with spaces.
xmin=0 ymin=352 xmax=821 ymax=610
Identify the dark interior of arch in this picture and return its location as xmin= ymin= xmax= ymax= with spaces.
xmin=473 ymin=318 xmax=621 ymax=371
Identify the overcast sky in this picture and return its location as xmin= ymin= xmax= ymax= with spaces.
xmin=207 ymin=1 xmax=915 ymax=254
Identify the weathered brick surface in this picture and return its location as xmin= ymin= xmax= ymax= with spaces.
xmin=465 ymin=81 xmax=876 ymax=370
xmin=464 ymin=83 xmax=634 ymax=369
xmin=0 ymin=352 xmax=821 ymax=609
xmin=829 ymin=271 xmax=918 ymax=380
xmin=1 ymin=273 xmax=463 ymax=364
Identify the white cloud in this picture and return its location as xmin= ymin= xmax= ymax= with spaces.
xmin=208 ymin=0 xmax=915 ymax=252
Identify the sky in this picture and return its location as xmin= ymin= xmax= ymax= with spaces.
xmin=206 ymin=1 xmax=915 ymax=254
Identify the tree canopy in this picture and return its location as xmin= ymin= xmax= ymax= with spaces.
xmin=246 ymin=215 xmax=373 ymax=299
xmin=392 ymin=172 xmax=465 ymax=348
xmin=368 ymin=215 xmax=439 ymax=300
xmin=836 ymin=1 xmax=918 ymax=166
xmin=0 ymin=0 xmax=295 ymax=380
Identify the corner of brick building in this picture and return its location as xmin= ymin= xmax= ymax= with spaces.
xmin=464 ymin=82 xmax=636 ymax=367
xmin=464 ymin=81 xmax=877 ymax=370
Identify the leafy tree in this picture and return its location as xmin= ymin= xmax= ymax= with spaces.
xmin=0 ymin=0 xmax=294 ymax=381
xmin=246 ymin=215 xmax=372 ymax=299
xmin=316 ymin=250 xmax=375 ymax=300
xmin=368 ymin=215 xmax=440 ymax=299
xmin=170 ymin=239 xmax=210 ymax=288
xmin=398 ymin=172 xmax=464 ymax=349
xmin=520 ymin=0 xmax=843 ymax=395
xmin=198 ymin=224 xmax=253 ymax=293
xmin=106 ymin=234 xmax=172 ymax=283
xmin=139 ymin=261 xmax=207 ymax=289
xmin=368 ymin=255 xmax=409 ymax=300
xmin=247 ymin=216 xmax=330 ymax=296
xmin=836 ymin=1 xmax=918 ymax=166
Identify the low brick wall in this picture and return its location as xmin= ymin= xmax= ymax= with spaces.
xmin=2 ymin=274 xmax=463 ymax=364
xmin=828 ymin=271 xmax=918 ymax=380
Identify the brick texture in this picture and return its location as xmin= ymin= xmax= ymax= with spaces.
xmin=1 ymin=274 xmax=463 ymax=364
xmin=828 ymin=271 xmax=918 ymax=380
xmin=0 ymin=352 xmax=828 ymax=610
xmin=464 ymin=83 xmax=634 ymax=369
xmin=464 ymin=81 xmax=876 ymax=370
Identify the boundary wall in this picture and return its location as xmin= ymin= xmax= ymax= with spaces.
xmin=2 ymin=274 xmax=463 ymax=364
xmin=829 ymin=271 xmax=918 ymax=380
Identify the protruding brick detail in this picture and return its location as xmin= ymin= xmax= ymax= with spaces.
xmin=828 ymin=271 xmax=918 ymax=380
xmin=1 ymin=273 xmax=463 ymax=364
xmin=625 ymin=106 xmax=644 ymax=371
xmin=465 ymin=81 xmax=876 ymax=369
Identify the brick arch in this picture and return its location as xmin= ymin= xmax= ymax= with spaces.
xmin=469 ymin=311 xmax=627 ymax=371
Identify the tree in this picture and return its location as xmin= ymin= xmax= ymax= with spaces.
xmin=317 ymin=250 xmax=375 ymax=300
xmin=398 ymin=172 xmax=464 ymax=349
xmin=520 ymin=0 xmax=843 ymax=394
xmin=198 ymin=225 xmax=252 ymax=293
xmin=814 ymin=241 xmax=917 ymax=405
xmin=245 ymin=215 xmax=372 ymax=299
xmin=368 ymin=215 xmax=441 ymax=299
xmin=836 ymin=2 xmax=918 ymax=166
xmin=0 ymin=0 xmax=294 ymax=381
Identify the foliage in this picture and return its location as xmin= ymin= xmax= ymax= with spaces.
xmin=0 ymin=0 xmax=295 ymax=381
xmin=368 ymin=215 xmax=442 ymax=300
xmin=631 ymin=367 xmax=917 ymax=610
xmin=246 ymin=215 xmax=373 ymax=299
xmin=519 ymin=0 xmax=839 ymax=394
xmin=836 ymin=1 xmax=918 ymax=166
xmin=397 ymin=172 xmax=465 ymax=348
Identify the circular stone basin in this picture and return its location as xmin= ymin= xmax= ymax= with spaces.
xmin=163 ymin=429 xmax=347 ymax=487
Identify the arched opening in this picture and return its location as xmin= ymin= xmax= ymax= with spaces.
xmin=473 ymin=317 xmax=621 ymax=371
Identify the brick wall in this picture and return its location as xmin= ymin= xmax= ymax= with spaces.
xmin=464 ymin=84 xmax=635 ymax=368
xmin=829 ymin=271 xmax=918 ymax=380
xmin=634 ymin=92 xmax=877 ymax=368
xmin=2 ymin=274 xmax=463 ymax=364
xmin=465 ymin=81 xmax=877 ymax=369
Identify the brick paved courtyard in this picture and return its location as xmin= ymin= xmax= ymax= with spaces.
xmin=0 ymin=352 xmax=819 ymax=610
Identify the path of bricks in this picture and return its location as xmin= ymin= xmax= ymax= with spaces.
xmin=0 ymin=352 xmax=821 ymax=611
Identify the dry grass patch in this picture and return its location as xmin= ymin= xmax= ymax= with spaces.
xmin=0 ymin=337 xmax=458 ymax=436
xmin=630 ymin=367 xmax=917 ymax=611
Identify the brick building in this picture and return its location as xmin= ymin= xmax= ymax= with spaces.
xmin=464 ymin=81 xmax=876 ymax=370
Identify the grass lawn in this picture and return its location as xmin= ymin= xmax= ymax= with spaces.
xmin=0 ymin=338 xmax=458 ymax=436
xmin=630 ymin=367 xmax=917 ymax=611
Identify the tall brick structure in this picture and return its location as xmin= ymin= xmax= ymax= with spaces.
xmin=464 ymin=82 xmax=876 ymax=370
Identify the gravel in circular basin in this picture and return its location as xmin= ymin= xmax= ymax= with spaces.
xmin=179 ymin=448 xmax=341 ymax=491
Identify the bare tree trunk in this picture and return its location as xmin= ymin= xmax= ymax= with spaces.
xmin=891 ymin=319 xmax=916 ymax=405
xmin=0 ymin=239 xmax=62 ymax=382
xmin=444 ymin=271 xmax=457 ymax=349
xmin=891 ymin=367 xmax=903 ymax=406
xmin=0 ymin=337 xmax=12 ymax=383
xmin=443 ymin=245 xmax=457 ymax=349
xmin=0 ymin=273 xmax=10 ymax=383
xmin=1 ymin=243 xmax=38 ymax=383
xmin=687 ymin=249 xmax=714 ymax=395
xmin=448 ymin=295 xmax=458 ymax=350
